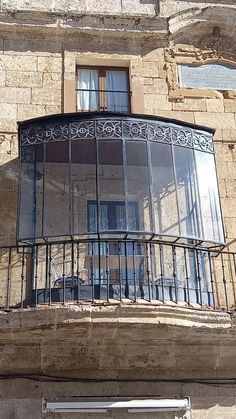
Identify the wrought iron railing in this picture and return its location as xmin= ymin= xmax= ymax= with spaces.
xmin=0 ymin=240 xmax=235 ymax=311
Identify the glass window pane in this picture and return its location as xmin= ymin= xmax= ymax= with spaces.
xmin=174 ymin=146 xmax=202 ymax=238
xmin=43 ymin=142 xmax=69 ymax=238
xmin=77 ymin=69 xmax=99 ymax=111
xmin=106 ymin=70 xmax=129 ymax=112
xmin=35 ymin=143 xmax=44 ymax=238
xmin=18 ymin=146 xmax=35 ymax=240
xmin=126 ymin=141 xmax=151 ymax=232
xmin=98 ymin=140 xmax=125 ymax=232
xmin=195 ymin=151 xmax=224 ymax=243
xmin=150 ymin=143 xmax=179 ymax=236
xmin=71 ymin=139 xmax=97 ymax=235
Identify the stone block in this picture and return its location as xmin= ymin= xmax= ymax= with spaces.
xmin=0 ymin=399 xmax=42 ymax=419
xmin=143 ymin=77 xmax=154 ymax=85
xmin=145 ymin=94 xmax=171 ymax=111
xmin=144 ymin=78 xmax=168 ymax=94
xmin=0 ymin=104 xmax=17 ymax=131
xmin=43 ymin=72 xmax=61 ymax=89
xmin=17 ymin=104 xmax=46 ymax=121
xmin=215 ymin=143 xmax=236 ymax=162
xmin=0 ymin=87 xmax=31 ymax=104
xmin=121 ymin=0 xmax=156 ymax=16
xmin=194 ymin=113 xmax=235 ymax=129
xmin=20 ymin=72 xmax=43 ymax=88
xmin=224 ymin=217 xmax=236 ymax=240
xmin=157 ymin=110 xmax=195 ymax=124
xmin=37 ymin=56 xmax=62 ymax=73
xmin=5 ymin=70 xmax=20 ymax=87
xmin=142 ymin=61 xmax=159 ymax=78
xmin=224 ymin=99 xmax=236 ymax=113
xmin=0 ymin=55 xmax=38 ymax=71
xmin=0 ymin=68 xmax=5 ymax=87
xmin=31 ymin=87 xmax=61 ymax=105
xmin=226 ymin=179 xmax=236 ymax=198
xmin=217 ymin=161 xmax=236 ymax=180
xmin=206 ymin=99 xmax=224 ymax=113
xmin=221 ymin=197 xmax=236 ymax=218
xmin=222 ymin=129 xmax=236 ymax=144
xmin=4 ymin=38 xmax=62 ymax=56
xmin=142 ymin=47 xmax=165 ymax=63
xmin=6 ymin=71 xmax=43 ymax=88
xmin=45 ymin=105 xmax=62 ymax=115
xmin=173 ymin=98 xmax=206 ymax=112
xmin=218 ymin=178 xmax=226 ymax=198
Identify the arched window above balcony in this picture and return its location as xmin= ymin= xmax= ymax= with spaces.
xmin=18 ymin=112 xmax=225 ymax=246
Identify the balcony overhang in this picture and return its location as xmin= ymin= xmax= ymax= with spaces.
xmin=0 ymin=304 xmax=236 ymax=380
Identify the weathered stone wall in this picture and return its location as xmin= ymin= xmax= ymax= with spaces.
xmin=0 ymin=2 xmax=236 ymax=418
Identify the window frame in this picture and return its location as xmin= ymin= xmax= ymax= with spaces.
xmin=76 ymin=65 xmax=131 ymax=113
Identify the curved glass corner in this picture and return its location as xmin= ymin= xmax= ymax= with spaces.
xmin=18 ymin=113 xmax=225 ymax=245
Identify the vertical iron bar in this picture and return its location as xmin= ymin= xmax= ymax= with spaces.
xmin=71 ymin=241 xmax=75 ymax=281
xmin=159 ymin=244 xmax=165 ymax=303
xmin=172 ymin=245 xmax=178 ymax=304
xmin=91 ymin=242 xmax=95 ymax=303
xmin=34 ymin=245 xmax=38 ymax=306
xmin=183 ymin=247 xmax=190 ymax=305
xmin=118 ymin=241 xmax=122 ymax=301
xmin=95 ymin=120 xmax=100 ymax=241
xmin=124 ymin=241 xmax=129 ymax=298
xmin=132 ymin=241 xmax=137 ymax=302
xmin=106 ymin=241 xmax=109 ymax=302
xmin=69 ymin=133 xmax=73 ymax=235
xmin=48 ymin=244 xmax=52 ymax=306
xmin=42 ymin=141 xmax=46 ymax=238
xmin=44 ymin=244 xmax=48 ymax=292
xmin=71 ymin=241 xmax=75 ymax=302
xmin=146 ymin=242 xmax=151 ymax=302
xmin=6 ymin=248 xmax=12 ymax=310
xmin=77 ymin=242 xmax=80 ymax=305
xmin=196 ymin=250 xmax=202 ymax=306
xmin=20 ymin=247 xmax=25 ymax=308
xmin=62 ymin=243 xmax=66 ymax=305
xmin=221 ymin=253 xmax=229 ymax=311
xmin=208 ymin=251 xmax=216 ymax=310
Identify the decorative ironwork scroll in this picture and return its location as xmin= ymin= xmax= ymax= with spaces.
xmin=20 ymin=116 xmax=214 ymax=153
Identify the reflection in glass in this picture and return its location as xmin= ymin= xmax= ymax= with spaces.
xmin=71 ymin=139 xmax=97 ymax=235
xmin=150 ymin=143 xmax=179 ymax=236
xmin=126 ymin=141 xmax=151 ymax=232
xmin=98 ymin=140 xmax=125 ymax=232
xmin=18 ymin=146 xmax=35 ymax=240
xmin=174 ymin=146 xmax=201 ymax=238
xmin=43 ymin=142 xmax=70 ymax=237
xmin=195 ymin=151 xmax=224 ymax=243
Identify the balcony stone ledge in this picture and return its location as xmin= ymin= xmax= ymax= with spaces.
xmin=0 ymin=303 xmax=234 ymax=341
xmin=1 ymin=304 xmax=236 ymax=379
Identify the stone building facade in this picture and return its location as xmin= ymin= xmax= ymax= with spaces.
xmin=0 ymin=1 xmax=236 ymax=418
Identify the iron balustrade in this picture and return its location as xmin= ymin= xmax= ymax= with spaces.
xmin=0 ymin=240 xmax=236 ymax=311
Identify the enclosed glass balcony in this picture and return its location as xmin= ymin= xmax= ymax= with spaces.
xmin=18 ymin=112 xmax=225 ymax=246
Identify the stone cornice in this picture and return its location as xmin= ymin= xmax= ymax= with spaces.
xmin=0 ymin=10 xmax=168 ymax=38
